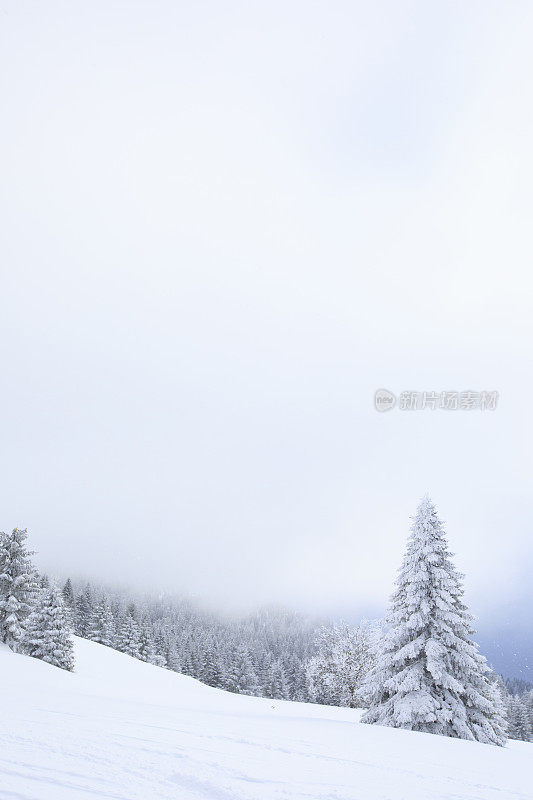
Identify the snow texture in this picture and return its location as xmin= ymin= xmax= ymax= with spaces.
xmin=0 ymin=636 xmax=531 ymax=800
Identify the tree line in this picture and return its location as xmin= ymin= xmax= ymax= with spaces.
xmin=0 ymin=525 xmax=378 ymax=705
xmin=1 ymin=509 xmax=532 ymax=744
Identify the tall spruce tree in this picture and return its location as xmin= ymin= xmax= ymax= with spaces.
xmin=75 ymin=583 xmax=93 ymax=637
xmin=225 ymin=644 xmax=259 ymax=695
xmin=265 ymin=659 xmax=289 ymax=700
xmin=138 ymin=623 xmax=157 ymax=663
xmin=87 ymin=596 xmax=116 ymax=647
xmin=116 ymin=611 xmax=141 ymax=658
xmin=514 ymin=702 xmax=532 ymax=741
xmin=0 ymin=528 xmax=37 ymax=651
xmin=362 ymin=496 xmax=507 ymax=746
xmin=62 ymin=578 xmax=75 ymax=610
xmin=24 ymin=584 xmax=75 ymax=671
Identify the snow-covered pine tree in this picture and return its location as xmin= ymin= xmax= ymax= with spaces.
xmin=75 ymin=583 xmax=93 ymax=637
xmin=527 ymin=691 xmax=533 ymax=739
xmin=287 ymin=657 xmax=310 ymax=702
xmin=151 ymin=650 xmax=167 ymax=669
xmin=264 ymin=659 xmax=289 ymax=699
xmin=61 ymin=578 xmax=75 ymax=628
xmin=515 ymin=702 xmax=532 ymax=741
xmin=307 ymin=621 xmax=379 ymax=708
xmin=166 ymin=643 xmax=182 ymax=672
xmin=0 ymin=528 xmax=37 ymax=651
xmin=505 ymin=696 xmax=517 ymax=739
xmin=138 ymin=623 xmax=157 ymax=663
xmin=62 ymin=578 xmax=75 ymax=610
xmin=225 ymin=643 xmax=259 ymax=695
xmin=362 ymin=496 xmax=507 ymax=746
xmin=116 ymin=611 xmax=141 ymax=658
xmin=152 ymin=629 xmax=168 ymax=668
xmin=189 ymin=640 xmax=203 ymax=680
xmin=256 ymin=650 xmax=273 ymax=696
xmin=488 ymin=672 xmax=509 ymax=741
xmin=180 ymin=648 xmax=194 ymax=677
xmin=87 ymin=596 xmax=116 ymax=647
xmin=24 ymin=584 xmax=74 ymax=671
xmin=200 ymin=637 xmax=221 ymax=686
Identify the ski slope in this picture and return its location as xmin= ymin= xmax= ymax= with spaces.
xmin=0 ymin=637 xmax=531 ymax=800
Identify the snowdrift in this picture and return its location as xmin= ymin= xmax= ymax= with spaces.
xmin=0 ymin=637 xmax=531 ymax=800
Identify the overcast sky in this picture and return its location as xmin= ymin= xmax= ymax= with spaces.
xmin=0 ymin=1 xmax=532 ymax=621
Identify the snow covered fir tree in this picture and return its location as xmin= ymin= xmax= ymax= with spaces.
xmin=362 ymin=496 xmax=507 ymax=746
xmin=0 ymin=528 xmax=74 ymax=671
xmin=0 ymin=528 xmax=37 ymax=651
xmin=307 ymin=621 xmax=380 ymax=707
xmin=24 ymin=584 xmax=74 ymax=671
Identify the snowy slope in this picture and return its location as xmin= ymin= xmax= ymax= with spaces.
xmin=0 ymin=638 xmax=531 ymax=800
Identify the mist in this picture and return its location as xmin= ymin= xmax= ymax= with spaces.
xmin=0 ymin=1 xmax=532 ymax=633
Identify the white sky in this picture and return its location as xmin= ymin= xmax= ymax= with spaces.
xmin=0 ymin=1 xmax=532 ymax=617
